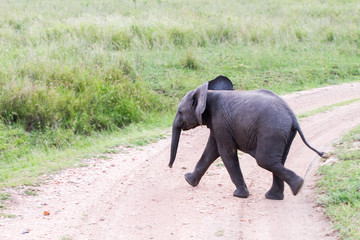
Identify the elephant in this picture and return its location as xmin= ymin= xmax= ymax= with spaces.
xmin=168 ymin=75 xmax=324 ymax=200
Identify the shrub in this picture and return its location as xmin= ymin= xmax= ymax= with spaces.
xmin=0 ymin=61 xmax=164 ymax=134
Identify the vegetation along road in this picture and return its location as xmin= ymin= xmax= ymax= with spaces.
xmin=0 ymin=82 xmax=359 ymax=239
xmin=1 ymin=0 xmax=359 ymax=239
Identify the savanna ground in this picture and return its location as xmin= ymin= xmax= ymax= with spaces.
xmin=0 ymin=0 xmax=360 ymax=239
xmin=1 ymin=81 xmax=360 ymax=240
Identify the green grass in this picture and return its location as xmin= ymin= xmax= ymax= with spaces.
xmin=317 ymin=125 xmax=360 ymax=240
xmin=0 ymin=113 xmax=172 ymax=187
xmin=298 ymin=98 xmax=360 ymax=119
xmin=24 ymin=188 xmax=38 ymax=196
xmin=0 ymin=192 xmax=10 ymax=201
xmin=0 ymin=0 xmax=359 ymax=187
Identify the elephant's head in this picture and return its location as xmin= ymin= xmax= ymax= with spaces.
xmin=169 ymin=75 xmax=233 ymax=168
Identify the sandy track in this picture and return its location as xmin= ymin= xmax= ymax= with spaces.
xmin=1 ymin=82 xmax=360 ymax=240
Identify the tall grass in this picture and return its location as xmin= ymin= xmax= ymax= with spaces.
xmin=317 ymin=126 xmax=360 ymax=240
xmin=0 ymin=0 xmax=359 ymax=186
xmin=0 ymin=61 xmax=165 ymax=133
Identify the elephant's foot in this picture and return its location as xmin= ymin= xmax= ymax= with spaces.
xmin=265 ymin=190 xmax=284 ymax=200
xmin=233 ymin=188 xmax=250 ymax=198
xmin=185 ymin=173 xmax=200 ymax=187
xmin=289 ymin=176 xmax=304 ymax=196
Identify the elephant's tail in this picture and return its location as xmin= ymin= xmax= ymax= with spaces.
xmin=293 ymin=124 xmax=324 ymax=157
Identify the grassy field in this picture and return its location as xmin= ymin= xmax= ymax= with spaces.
xmin=0 ymin=0 xmax=359 ymax=186
xmin=317 ymin=125 xmax=360 ymax=240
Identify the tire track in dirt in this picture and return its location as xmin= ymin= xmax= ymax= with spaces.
xmin=1 ymin=82 xmax=359 ymax=239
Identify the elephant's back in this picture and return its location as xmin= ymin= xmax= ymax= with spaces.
xmin=227 ymin=89 xmax=294 ymax=129
xmin=208 ymin=90 xmax=295 ymax=152
xmin=250 ymin=90 xmax=295 ymax=140
xmin=210 ymin=89 xmax=296 ymax=126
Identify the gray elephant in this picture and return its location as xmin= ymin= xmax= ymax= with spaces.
xmin=169 ymin=76 xmax=324 ymax=200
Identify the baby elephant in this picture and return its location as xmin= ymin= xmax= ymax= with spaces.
xmin=169 ymin=76 xmax=324 ymax=200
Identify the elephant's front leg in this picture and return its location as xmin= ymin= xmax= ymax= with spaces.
xmin=185 ymin=133 xmax=219 ymax=187
xmin=219 ymin=148 xmax=250 ymax=198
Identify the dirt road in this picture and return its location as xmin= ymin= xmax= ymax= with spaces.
xmin=1 ymin=82 xmax=360 ymax=240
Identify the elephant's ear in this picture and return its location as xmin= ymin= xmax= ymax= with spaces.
xmin=193 ymin=82 xmax=208 ymax=125
xmin=208 ymin=75 xmax=233 ymax=90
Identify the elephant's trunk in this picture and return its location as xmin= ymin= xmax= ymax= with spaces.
xmin=169 ymin=122 xmax=181 ymax=168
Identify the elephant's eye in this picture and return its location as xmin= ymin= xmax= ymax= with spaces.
xmin=191 ymin=98 xmax=196 ymax=107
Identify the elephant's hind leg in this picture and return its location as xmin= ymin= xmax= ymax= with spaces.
xmin=185 ymin=132 xmax=219 ymax=187
xmin=265 ymin=173 xmax=285 ymax=200
xmin=256 ymin=135 xmax=303 ymax=199
xmin=265 ymin=131 xmax=296 ymax=200
xmin=259 ymin=159 xmax=304 ymax=199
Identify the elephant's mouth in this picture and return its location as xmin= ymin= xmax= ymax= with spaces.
xmin=181 ymin=121 xmax=197 ymax=131
xmin=181 ymin=124 xmax=192 ymax=131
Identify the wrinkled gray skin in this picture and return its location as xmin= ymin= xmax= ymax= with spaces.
xmin=169 ymin=76 xmax=324 ymax=200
